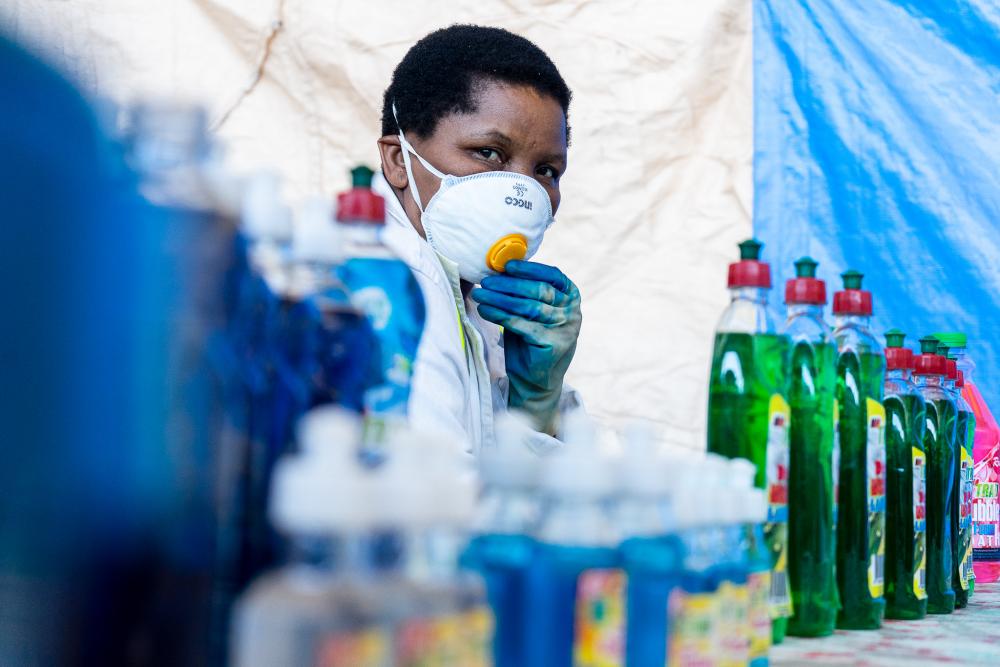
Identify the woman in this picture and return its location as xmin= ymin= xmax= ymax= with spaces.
xmin=373 ymin=24 xmax=582 ymax=454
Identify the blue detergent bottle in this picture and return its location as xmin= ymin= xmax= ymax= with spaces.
xmin=465 ymin=414 xmax=541 ymax=667
xmin=666 ymin=456 xmax=720 ymax=666
xmin=614 ymin=425 xmax=682 ymax=667
xmin=334 ymin=166 xmax=426 ymax=450
xmin=525 ymin=412 xmax=622 ymax=667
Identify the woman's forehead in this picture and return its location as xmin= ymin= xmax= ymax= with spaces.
xmin=436 ymin=81 xmax=567 ymax=153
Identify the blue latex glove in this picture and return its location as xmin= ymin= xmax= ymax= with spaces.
xmin=471 ymin=260 xmax=582 ymax=433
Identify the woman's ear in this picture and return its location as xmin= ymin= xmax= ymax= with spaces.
xmin=377 ymin=136 xmax=408 ymax=190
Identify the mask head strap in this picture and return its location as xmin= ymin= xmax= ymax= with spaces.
xmin=392 ymin=102 xmax=446 ymax=214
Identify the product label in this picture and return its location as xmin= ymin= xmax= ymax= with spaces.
xmin=667 ymin=589 xmax=716 ymax=667
xmin=912 ymin=447 xmax=927 ymax=600
xmin=316 ymin=628 xmax=389 ymax=667
xmin=394 ymin=608 xmax=492 ymax=667
xmin=717 ymin=581 xmax=749 ymax=667
xmin=958 ymin=446 xmax=975 ymax=590
xmin=866 ymin=398 xmax=887 ymax=600
xmin=573 ymin=569 xmax=626 ymax=667
xmin=765 ymin=394 xmax=792 ymax=618
xmin=746 ymin=570 xmax=772 ymax=665
xmin=833 ymin=400 xmax=841 ymax=524
xmin=337 ymin=258 xmax=425 ymax=418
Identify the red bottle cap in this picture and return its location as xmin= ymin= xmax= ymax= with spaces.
xmin=884 ymin=329 xmax=914 ymax=370
xmin=784 ymin=257 xmax=827 ymax=305
xmin=946 ymin=359 xmax=958 ymax=381
xmin=832 ymin=270 xmax=873 ymax=316
xmin=913 ymin=336 xmax=947 ymax=376
xmin=957 ymin=370 xmax=966 ymax=388
xmin=728 ymin=239 xmax=771 ymax=289
xmin=336 ymin=165 xmax=385 ymax=224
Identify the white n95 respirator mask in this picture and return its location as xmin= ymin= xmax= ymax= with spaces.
xmin=394 ymin=105 xmax=555 ymax=284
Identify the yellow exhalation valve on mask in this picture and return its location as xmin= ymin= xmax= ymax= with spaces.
xmin=486 ymin=233 xmax=529 ymax=273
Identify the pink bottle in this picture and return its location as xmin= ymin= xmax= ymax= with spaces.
xmin=937 ymin=332 xmax=1000 ymax=582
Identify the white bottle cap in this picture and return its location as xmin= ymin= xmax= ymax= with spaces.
xmin=617 ymin=421 xmax=672 ymax=497
xmin=242 ymin=170 xmax=292 ymax=241
xmin=270 ymin=408 xmax=372 ymax=534
xmin=542 ymin=410 xmax=616 ymax=498
xmin=292 ymin=196 xmax=342 ymax=264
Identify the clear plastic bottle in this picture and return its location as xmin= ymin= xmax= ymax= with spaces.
xmin=334 ymin=165 xmax=426 ymax=446
xmin=231 ymin=408 xmax=395 ymax=667
xmin=912 ymin=337 xmax=957 ymax=614
xmin=464 ymin=414 xmax=541 ymax=667
xmin=714 ymin=457 xmax=753 ymax=667
xmin=832 ymin=270 xmax=886 ymax=630
xmin=707 ymin=239 xmax=792 ymax=642
xmin=614 ymin=424 xmax=681 ymax=667
xmin=525 ymin=412 xmax=623 ymax=667
xmin=938 ymin=343 xmax=973 ymax=608
xmin=882 ymin=330 xmax=928 ymax=620
xmin=782 ymin=257 xmax=839 ymax=637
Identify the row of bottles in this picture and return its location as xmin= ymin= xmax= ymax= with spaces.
xmin=231 ymin=407 xmax=488 ymax=667
xmin=120 ymin=102 xmax=425 ymax=664
xmin=466 ymin=413 xmax=775 ymax=667
xmin=708 ymin=239 xmax=992 ymax=641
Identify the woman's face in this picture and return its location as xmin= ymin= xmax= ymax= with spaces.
xmin=379 ymin=79 xmax=568 ymax=237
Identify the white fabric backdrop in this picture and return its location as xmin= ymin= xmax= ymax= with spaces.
xmin=2 ymin=0 xmax=753 ymax=449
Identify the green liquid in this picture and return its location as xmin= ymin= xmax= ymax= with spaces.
xmin=707 ymin=332 xmax=791 ymax=643
xmin=835 ymin=351 xmax=886 ymax=630
xmin=953 ymin=408 xmax=974 ymax=608
xmin=884 ymin=392 xmax=928 ymax=620
xmin=924 ymin=398 xmax=957 ymax=614
xmin=786 ymin=341 xmax=839 ymax=637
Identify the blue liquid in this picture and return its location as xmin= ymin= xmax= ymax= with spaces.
xmin=465 ymin=534 xmax=535 ymax=667
xmin=621 ymin=536 xmax=682 ymax=667
xmin=524 ymin=543 xmax=621 ymax=667
xmin=336 ymin=258 xmax=425 ymax=416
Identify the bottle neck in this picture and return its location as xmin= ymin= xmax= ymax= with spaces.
xmin=787 ymin=303 xmax=824 ymax=319
xmin=914 ymin=374 xmax=945 ymax=389
xmin=730 ymin=286 xmax=768 ymax=304
xmin=886 ymin=368 xmax=912 ymax=382
xmin=340 ymin=221 xmax=383 ymax=246
xmin=833 ymin=313 xmax=871 ymax=329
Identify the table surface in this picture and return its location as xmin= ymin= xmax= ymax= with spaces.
xmin=771 ymin=583 xmax=1000 ymax=666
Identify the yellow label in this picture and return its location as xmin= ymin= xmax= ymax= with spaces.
xmin=766 ymin=394 xmax=792 ymax=618
xmin=912 ymin=446 xmax=927 ymax=600
xmin=866 ymin=398 xmax=887 ymax=599
xmin=833 ymin=400 xmax=841 ymax=523
xmin=717 ymin=581 xmax=749 ymax=667
xmin=573 ymin=569 xmax=626 ymax=667
xmin=317 ymin=628 xmax=389 ymax=667
xmin=747 ymin=570 xmax=772 ymax=662
xmin=668 ymin=589 xmax=716 ymax=667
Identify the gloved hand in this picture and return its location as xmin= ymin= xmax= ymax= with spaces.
xmin=471 ymin=260 xmax=582 ymax=434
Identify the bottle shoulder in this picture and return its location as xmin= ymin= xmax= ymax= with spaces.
xmin=832 ymin=322 xmax=882 ymax=355
xmin=782 ymin=313 xmax=831 ymax=343
xmin=717 ymin=299 xmax=779 ymax=335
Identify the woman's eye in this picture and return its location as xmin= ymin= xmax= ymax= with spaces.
xmin=537 ymin=165 xmax=559 ymax=179
xmin=477 ymin=148 xmax=503 ymax=162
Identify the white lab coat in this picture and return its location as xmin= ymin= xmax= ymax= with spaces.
xmin=372 ymin=171 xmax=573 ymax=456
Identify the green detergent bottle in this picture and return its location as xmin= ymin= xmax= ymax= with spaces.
xmin=913 ymin=337 xmax=957 ymax=615
xmin=782 ymin=258 xmax=839 ymax=637
xmin=832 ymin=270 xmax=886 ymax=630
xmin=707 ymin=239 xmax=792 ymax=644
xmin=883 ymin=330 xmax=928 ymax=620
xmin=939 ymin=343 xmax=973 ymax=608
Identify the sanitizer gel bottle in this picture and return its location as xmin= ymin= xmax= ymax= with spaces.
xmin=707 ymin=239 xmax=792 ymax=643
xmin=883 ymin=330 xmax=928 ymax=620
xmin=832 ymin=270 xmax=886 ymax=630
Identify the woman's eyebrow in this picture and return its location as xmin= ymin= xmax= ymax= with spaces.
xmin=466 ymin=130 xmax=514 ymax=148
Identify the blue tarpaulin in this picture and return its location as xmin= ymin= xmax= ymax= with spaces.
xmin=754 ymin=0 xmax=1000 ymax=407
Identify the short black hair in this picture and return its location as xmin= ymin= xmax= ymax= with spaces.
xmin=381 ymin=24 xmax=571 ymax=140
